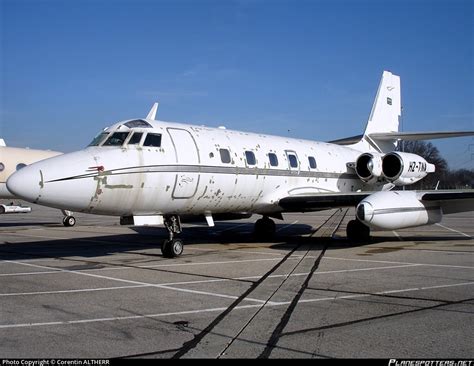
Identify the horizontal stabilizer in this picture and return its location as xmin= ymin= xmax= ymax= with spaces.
xmin=369 ymin=131 xmax=474 ymax=141
xmin=328 ymin=135 xmax=363 ymax=145
xmin=329 ymin=131 xmax=474 ymax=146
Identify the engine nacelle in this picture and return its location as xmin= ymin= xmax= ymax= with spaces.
xmin=355 ymin=153 xmax=383 ymax=184
xmin=356 ymin=191 xmax=442 ymax=230
xmin=382 ymin=152 xmax=435 ymax=186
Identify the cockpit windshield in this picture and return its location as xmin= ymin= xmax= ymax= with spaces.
xmin=88 ymin=132 xmax=109 ymax=146
xmin=87 ymin=127 xmax=161 ymax=148
xmin=103 ymin=132 xmax=130 ymax=146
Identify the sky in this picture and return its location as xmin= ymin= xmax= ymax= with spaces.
xmin=1 ymin=0 xmax=473 ymax=169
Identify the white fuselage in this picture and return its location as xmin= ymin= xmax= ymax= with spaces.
xmin=6 ymin=119 xmax=374 ymax=216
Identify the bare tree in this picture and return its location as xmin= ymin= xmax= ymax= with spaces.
xmin=398 ymin=141 xmax=449 ymax=189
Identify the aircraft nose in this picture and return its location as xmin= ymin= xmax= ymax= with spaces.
xmin=6 ymin=165 xmax=42 ymax=203
xmin=7 ymin=150 xmax=100 ymax=211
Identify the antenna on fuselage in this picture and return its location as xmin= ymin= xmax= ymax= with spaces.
xmin=146 ymin=102 xmax=159 ymax=120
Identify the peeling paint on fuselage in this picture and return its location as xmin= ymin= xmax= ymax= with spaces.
xmin=35 ymin=118 xmax=374 ymax=216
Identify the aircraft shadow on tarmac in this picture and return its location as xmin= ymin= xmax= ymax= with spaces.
xmin=0 ymin=222 xmax=471 ymax=262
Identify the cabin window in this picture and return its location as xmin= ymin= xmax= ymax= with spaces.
xmin=288 ymin=154 xmax=298 ymax=168
xmin=103 ymin=132 xmax=129 ymax=146
xmin=124 ymin=120 xmax=152 ymax=128
xmin=219 ymin=148 xmax=231 ymax=164
xmin=0 ymin=163 xmax=4 ymax=172
xmin=88 ymin=132 xmax=109 ymax=146
xmin=308 ymin=156 xmax=317 ymax=169
xmin=143 ymin=133 xmax=162 ymax=147
xmin=245 ymin=151 xmax=256 ymax=166
xmin=268 ymin=153 xmax=278 ymax=167
xmin=128 ymin=132 xmax=143 ymax=145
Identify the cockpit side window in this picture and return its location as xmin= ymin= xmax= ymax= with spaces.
xmin=103 ymin=132 xmax=130 ymax=146
xmin=127 ymin=132 xmax=143 ymax=145
xmin=88 ymin=132 xmax=109 ymax=146
xmin=143 ymin=133 xmax=162 ymax=147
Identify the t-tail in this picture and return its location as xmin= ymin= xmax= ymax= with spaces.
xmin=351 ymin=70 xmax=402 ymax=153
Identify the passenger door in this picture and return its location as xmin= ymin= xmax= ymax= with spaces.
xmin=167 ymin=128 xmax=200 ymax=199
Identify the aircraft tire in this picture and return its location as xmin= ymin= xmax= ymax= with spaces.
xmin=254 ymin=217 xmax=276 ymax=239
xmin=346 ymin=219 xmax=370 ymax=241
xmin=0 ymin=206 xmax=4 ymax=214
xmin=63 ymin=216 xmax=76 ymax=227
xmin=162 ymin=238 xmax=184 ymax=258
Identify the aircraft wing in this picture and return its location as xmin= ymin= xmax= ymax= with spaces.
xmin=278 ymin=190 xmax=474 ymax=213
xmin=278 ymin=192 xmax=371 ymax=212
xmin=420 ymin=190 xmax=474 ymax=214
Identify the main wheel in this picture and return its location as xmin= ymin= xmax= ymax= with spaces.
xmin=63 ymin=215 xmax=76 ymax=227
xmin=253 ymin=217 xmax=276 ymax=239
xmin=346 ymin=219 xmax=370 ymax=241
xmin=162 ymin=238 xmax=184 ymax=258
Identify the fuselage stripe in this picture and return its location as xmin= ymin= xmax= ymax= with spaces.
xmin=46 ymin=164 xmax=359 ymax=183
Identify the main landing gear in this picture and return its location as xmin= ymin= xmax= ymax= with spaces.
xmin=253 ymin=216 xmax=276 ymax=239
xmin=162 ymin=215 xmax=184 ymax=258
xmin=346 ymin=219 xmax=370 ymax=241
xmin=62 ymin=210 xmax=76 ymax=227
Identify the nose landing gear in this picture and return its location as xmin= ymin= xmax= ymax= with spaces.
xmin=162 ymin=215 xmax=184 ymax=258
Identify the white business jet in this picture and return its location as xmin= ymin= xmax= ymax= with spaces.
xmin=6 ymin=71 xmax=474 ymax=257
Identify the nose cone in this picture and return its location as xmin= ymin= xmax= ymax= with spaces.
xmin=7 ymin=150 xmax=99 ymax=211
xmin=6 ymin=165 xmax=42 ymax=202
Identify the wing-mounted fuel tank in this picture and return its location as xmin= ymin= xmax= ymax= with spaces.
xmin=354 ymin=152 xmax=435 ymax=186
xmin=381 ymin=152 xmax=435 ymax=186
xmin=355 ymin=191 xmax=442 ymax=230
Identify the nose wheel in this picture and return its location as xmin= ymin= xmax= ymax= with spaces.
xmin=162 ymin=215 xmax=183 ymax=258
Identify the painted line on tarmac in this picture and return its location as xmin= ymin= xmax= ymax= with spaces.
xmin=3 ymin=259 xmax=273 ymax=305
xmin=0 ymin=263 xmax=421 ymax=297
xmin=276 ymin=220 xmax=299 ymax=232
xmin=0 ymin=284 xmax=149 ymax=297
xmin=186 ymin=247 xmax=287 ymax=256
xmin=0 ymin=281 xmax=472 ymax=330
xmin=324 ymin=256 xmax=474 ymax=269
xmin=392 ymin=231 xmax=403 ymax=241
xmin=435 ymin=223 xmax=472 ymax=238
xmin=0 ymin=257 xmax=300 ymax=277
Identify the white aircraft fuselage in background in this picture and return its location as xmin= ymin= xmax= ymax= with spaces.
xmin=7 ymin=71 xmax=474 ymax=257
xmin=0 ymin=141 xmax=61 ymax=198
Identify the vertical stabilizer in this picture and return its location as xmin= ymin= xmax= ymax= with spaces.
xmin=352 ymin=71 xmax=401 ymax=153
xmin=146 ymin=102 xmax=159 ymax=120
xmin=0 ymin=139 xmax=6 ymax=147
